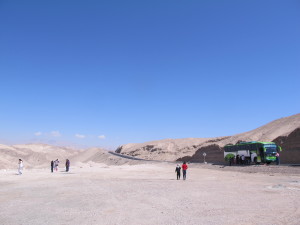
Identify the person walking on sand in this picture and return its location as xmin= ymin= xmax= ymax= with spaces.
xmin=182 ymin=162 xmax=188 ymax=180
xmin=175 ymin=164 xmax=181 ymax=180
xmin=18 ymin=159 xmax=23 ymax=175
xmin=65 ymin=159 xmax=70 ymax=172
xmin=51 ymin=160 xmax=54 ymax=173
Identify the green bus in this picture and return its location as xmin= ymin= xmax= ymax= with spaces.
xmin=224 ymin=141 xmax=281 ymax=164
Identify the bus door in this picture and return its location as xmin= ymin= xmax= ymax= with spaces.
xmin=259 ymin=147 xmax=265 ymax=163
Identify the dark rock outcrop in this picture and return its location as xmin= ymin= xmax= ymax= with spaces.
xmin=272 ymin=128 xmax=300 ymax=164
xmin=177 ymin=144 xmax=224 ymax=163
xmin=115 ymin=146 xmax=123 ymax=153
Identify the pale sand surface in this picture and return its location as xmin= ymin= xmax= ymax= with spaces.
xmin=1 ymin=163 xmax=300 ymax=225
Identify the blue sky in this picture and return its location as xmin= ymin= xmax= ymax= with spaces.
xmin=0 ymin=0 xmax=299 ymax=149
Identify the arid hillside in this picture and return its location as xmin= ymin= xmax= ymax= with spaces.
xmin=0 ymin=144 xmax=80 ymax=169
xmin=116 ymin=113 xmax=300 ymax=163
xmin=0 ymin=144 xmax=148 ymax=170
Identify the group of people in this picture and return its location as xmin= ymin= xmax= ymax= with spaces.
xmin=230 ymin=154 xmax=248 ymax=166
xmin=17 ymin=158 xmax=71 ymax=175
xmin=229 ymin=152 xmax=280 ymax=166
xmin=50 ymin=159 xmax=59 ymax=172
xmin=175 ymin=161 xmax=188 ymax=180
xmin=51 ymin=159 xmax=70 ymax=172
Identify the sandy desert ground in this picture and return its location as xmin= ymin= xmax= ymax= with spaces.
xmin=1 ymin=162 xmax=299 ymax=225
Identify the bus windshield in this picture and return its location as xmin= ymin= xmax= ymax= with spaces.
xmin=264 ymin=144 xmax=277 ymax=154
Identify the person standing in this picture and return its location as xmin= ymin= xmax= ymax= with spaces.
xmin=175 ymin=164 xmax=181 ymax=180
xmin=54 ymin=159 xmax=59 ymax=171
xmin=241 ymin=155 xmax=245 ymax=165
xmin=18 ymin=159 xmax=23 ymax=175
xmin=51 ymin=160 xmax=54 ymax=173
xmin=182 ymin=162 xmax=188 ymax=180
xmin=65 ymin=159 xmax=70 ymax=172
xmin=275 ymin=152 xmax=280 ymax=165
xmin=229 ymin=157 xmax=233 ymax=166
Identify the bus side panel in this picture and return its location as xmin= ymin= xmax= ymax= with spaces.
xmin=237 ymin=150 xmax=250 ymax=157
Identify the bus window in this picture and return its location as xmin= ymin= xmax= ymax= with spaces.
xmin=257 ymin=144 xmax=262 ymax=151
xmin=264 ymin=145 xmax=277 ymax=154
xmin=253 ymin=144 xmax=258 ymax=151
xmin=239 ymin=145 xmax=245 ymax=151
xmin=225 ymin=146 xmax=233 ymax=152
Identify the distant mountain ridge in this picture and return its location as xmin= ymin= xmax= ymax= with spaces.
xmin=0 ymin=144 xmax=147 ymax=170
xmin=1 ymin=114 xmax=299 ymax=169
xmin=116 ymin=113 xmax=300 ymax=163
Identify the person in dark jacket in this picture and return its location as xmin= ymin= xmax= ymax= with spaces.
xmin=65 ymin=159 xmax=70 ymax=172
xmin=175 ymin=164 xmax=181 ymax=180
xmin=236 ymin=155 xmax=240 ymax=165
xmin=51 ymin=160 xmax=54 ymax=173
xmin=229 ymin=157 xmax=233 ymax=166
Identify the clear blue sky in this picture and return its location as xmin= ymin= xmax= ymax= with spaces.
xmin=0 ymin=0 xmax=299 ymax=149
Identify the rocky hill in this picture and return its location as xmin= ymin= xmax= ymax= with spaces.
xmin=272 ymin=128 xmax=300 ymax=164
xmin=116 ymin=113 xmax=300 ymax=163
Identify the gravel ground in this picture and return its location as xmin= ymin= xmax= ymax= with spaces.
xmin=0 ymin=163 xmax=299 ymax=225
xmin=192 ymin=163 xmax=300 ymax=175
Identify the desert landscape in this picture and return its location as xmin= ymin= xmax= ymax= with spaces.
xmin=1 ymin=1 xmax=299 ymax=224
xmin=116 ymin=113 xmax=300 ymax=164
xmin=1 ymin=114 xmax=300 ymax=225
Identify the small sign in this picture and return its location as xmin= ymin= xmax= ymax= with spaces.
xmin=203 ymin=152 xmax=206 ymax=156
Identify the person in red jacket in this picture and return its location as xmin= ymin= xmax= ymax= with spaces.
xmin=182 ymin=161 xmax=188 ymax=180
